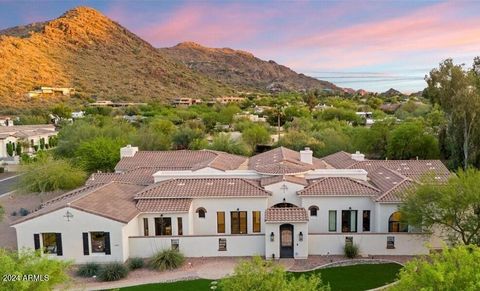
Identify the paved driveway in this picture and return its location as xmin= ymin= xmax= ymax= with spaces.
xmin=0 ymin=174 xmax=19 ymax=196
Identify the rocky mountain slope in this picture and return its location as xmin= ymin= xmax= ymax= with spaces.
xmin=160 ymin=42 xmax=340 ymax=92
xmin=0 ymin=7 xmax=232 ymax=109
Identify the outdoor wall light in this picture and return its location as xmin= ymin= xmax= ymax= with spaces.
xmin=282 ymin=198 xmax=286 ymax=202
xmin=236 ymin=208 xmax=240 ymax=211
xmin=270 ymin=232 xmax=275 ymax=242
xmin=299 ymin=231 xmax=304 ymax=242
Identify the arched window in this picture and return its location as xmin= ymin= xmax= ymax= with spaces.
xmin=196 ymin=207 xmax=207 ymax=218
xmin=308 ymin=206 xmax=319 ymax=217
xmin=388 ymin=211 xmax=408 ymax=232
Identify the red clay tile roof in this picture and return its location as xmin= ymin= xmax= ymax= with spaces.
xmin=298 ymin=177 xmax=380 ymax=196
xmin=135 ymin=178 xmax=271 ymax=199
xmin=115 ymin=150 xmax=247 ymax=172
xmin=265 ymin=207 xmax=309 ymax=222
xmin=260 ymin=175 xmax=308 ymax=187
xmin=12 ymin=182 xmax=144 ymax=225
xmin=321 ymin=151 xmax=359 ymax=168
xmin=249 ymin=147 xmax=327 ymax=174
xmin=136 ymin=198 xmax=192 ymax=212
xmin=375 ymin=179 xmax=417 ymax=202
xmin=367 ymin=166 xmax=408 ymax=193
xmin=86 ymin=167 xmax=159 ymax=186
xmin=352 ymin=160 xmax=450 ymax=182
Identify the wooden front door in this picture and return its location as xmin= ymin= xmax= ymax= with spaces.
xmin=280 ymin=224 xmax=294 ymax=258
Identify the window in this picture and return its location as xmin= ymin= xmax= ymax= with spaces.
xmin=155 ymin=217 xmax=172 ymax=235
xmin=217 ymin=212 xmax=225 ymax=233
xmin=196 ymin=207 xmax=207 ymax=218
xmin=363 ymin=210 xmax=371 ymax=232
xmin=309 ymin=206 xmax=319 ymax=217
xmin=253 ymin=211 xmax=261 ymax=233
xmin=389 ymin=212 xmax=408 ymax=232
xmin=342 ymin=210 xmax=357 ymax=232
xmin=231 ymin=211 xmax=247 ymax=234
xmin=171 ymin=239 xmax=179 ymax=250
xmin=42 ymin=233 xmax=57 ymax=254
xmin=91 ymin=232 xmax=106 ymax=253
xmin=328 ymin=210 xmax=337 ymax=232
xmin=218 ymin=238 xmax=227 ymax=251
xmin=177 ymin=217 xmax=183 ymax=236
xmin=143 ymin=218 xmax=149 ymax=236
xmin=387 ymin=236 xmax=395 ymax=249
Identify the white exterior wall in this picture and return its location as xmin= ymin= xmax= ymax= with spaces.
xmin=129 ymin=235 xmax=265 ymax=258
xmin=264 ymin=182 xmax=304 ymax=207
xmin=308 ymin=233 xmax=431 ymax=256
xmin=191 ymin=198 xmax=268 ymax=235
xmin=301 ymin=196 xmax=376 ymax=233
xmin=13 ymin=207 xmax=127 ymax=263
xmin=265 ymin=222 xmax=309 ymax=259
xmin=122 ymin=216 xmax=140 ymax=261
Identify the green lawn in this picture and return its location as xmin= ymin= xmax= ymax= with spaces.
xmin=120 ymin=263 xmax=402 ymax=291
xmin=291 ymin=263 xmax=402 ymax=291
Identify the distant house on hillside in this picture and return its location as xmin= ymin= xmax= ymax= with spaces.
xmin=380 ymin=103 xmax=401 ymax=113
xmin=216 ymin=96 xmax=245 ymax=104
xmin=356 ymin=112 xmax=375 ymax=126
xmin=88 ymin=100 xmax=148 ymax=107
xmin=27 ymin=87 xmax=75 ymax=98
xmin=0 ymin=116 xmax=15 ymax=127
xmin=171 ymin=98 xmax=203 ymax=107
xmin=234 ymin=112 xmax=266 ymax=123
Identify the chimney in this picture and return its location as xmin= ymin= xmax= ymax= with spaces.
xmin=351 ymin=151 xmax=365 ymax=161
xmin=300 ymin=147 xmax=313 ymax=164
xmin=120 ymin=145 xmax=138 ymax=159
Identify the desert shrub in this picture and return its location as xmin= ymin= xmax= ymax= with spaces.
xmin=128 ymin=257 xmax=144 ymax=270
xmin=97 ymin=262 xmax=129 ymax=281
xmin=344 ymin=244 xmax=359 ymax=258
xmin=149 ymin=249 xmax=185 ymax=271
xmin=18 ymin=208 xmax=29 ymax=216
xmin=76 ymin=262 xmax=101 ymax=277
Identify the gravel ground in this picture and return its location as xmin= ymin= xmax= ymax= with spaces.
xmin=0 ymin=191 xmax=65 ymax=250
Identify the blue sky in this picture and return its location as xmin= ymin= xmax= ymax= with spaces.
xmin=1 ymin=0 xmax=480 ymax=92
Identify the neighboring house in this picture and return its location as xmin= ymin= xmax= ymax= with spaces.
xmin=0 ymin=116 xmax=15 ymax=127
xmin=88 ymin=100 xmax=148 ymax=107
xmin=216 ymin=96 xmax=245 ymax=104
xmin=356 ymin=112 xmax=375 ymax=126
xmin=234 ymin=112 xmax=267 ymax=123
xmin=171 ymin=98 xmax=203 ymax=107
xmin=72 ymin=111 xmax=85 ymax=119
xmin=0 ymin=125 xmax=57 ymax=161
xmin=12 ymin=146 xmax=449 ymax=263
xmin=27 ymin=87 xmax=75 ymax=98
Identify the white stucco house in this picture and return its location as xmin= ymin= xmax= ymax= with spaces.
xmin=0 ymin=125 xmax=57 ymax=162
xmin=12 ymin=146 xmax=449 ymax=263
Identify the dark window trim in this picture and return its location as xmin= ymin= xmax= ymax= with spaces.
xmin=196 ymin=207 xmax=207 ymax=218
xmin=143 ymin=217 xmax=149 ymax=236
xmin=252 ymin=211 xmax=261 ymax=233
xmin=342 ymin=210 xmax=358 ymax=233
xmin=309 ymin=206 xmax=319 ymax=217
xmin=362 ymin=210 xmax=371 ymax=232
xmin=230 ymin=211 xmax=247 ymax=234
xmin=177 ymin=217 xmax=183 ymax=236
xmin=217 ymin=212 xmax=225 ymax=233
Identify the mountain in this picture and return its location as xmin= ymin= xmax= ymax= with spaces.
xmin=160 ymin=42 xmax=340 ymax=93
xmin=0 ymin=7 xmax=232 ymax=109
xmin=380 ymin=88 xmax=403 ymax=97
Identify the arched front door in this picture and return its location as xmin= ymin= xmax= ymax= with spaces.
xmin=280 ymin=224 xmax=294 ymax=258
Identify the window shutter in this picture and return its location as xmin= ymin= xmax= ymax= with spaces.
xmin=104 ymin=232 xmax=111 ymax=255
xmin=33 ymin=234 xmax=40 ymax=250
xmin=56 ymin=233 xmax=63 ymax=256
xmin=82 ymin=233 xmax=89 ymax=255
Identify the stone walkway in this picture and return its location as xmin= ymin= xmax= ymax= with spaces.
xmin=67 ymin=255 xmax=414 ymax=290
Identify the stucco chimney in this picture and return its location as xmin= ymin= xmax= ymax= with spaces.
xmin=351 ymin=151 xmax=365 ymax=161
xmin=300 ymin=147 xmax=313 ymax=164
xmin=120 ymin=145 xmax=138 ymax=158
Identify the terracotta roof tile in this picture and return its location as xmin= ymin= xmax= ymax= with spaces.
xmin=136 ymin=198 xmax=192 ymax=212
xmin=321 ymin=151 xmax=358 ymax=168
xmin=12 ymin=182 xmax=144 ymax=225
xmin=376 ymin=179 xmax=417 ymax=202
xmin=86 ymin=167 xmax=159 ymax=186
xmin=298 ymin=177 xmax=380 ymax=196
xmin=249 ymin=147 xmax=327 ymax=174
xmin=135 ymin=178 xmax=271 ymax=199
xmin=115 ymin=150 xmax=247 ymax=172
xmin=260 ymin=175 xmax=308 ymax=187
xmin=265 ymin=207 xmax=309 ymax=222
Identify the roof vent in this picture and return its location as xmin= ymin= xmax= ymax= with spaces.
xmin=177 ymin=183 xmax=185 ymax=186
xmin=206 ymin=182 xmax=213 ymax=186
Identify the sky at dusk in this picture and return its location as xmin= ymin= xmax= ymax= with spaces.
xmin=1 ymin=0 xmax=480 ymax=92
